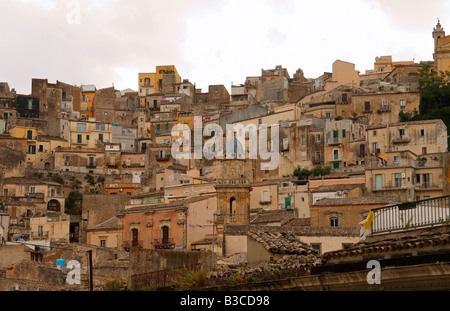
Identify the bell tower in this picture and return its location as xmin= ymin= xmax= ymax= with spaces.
xmin=433 ymin=19 xmax=445 ymax=52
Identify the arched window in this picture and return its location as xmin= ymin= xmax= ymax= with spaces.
xmin=131 ymin=228 xmax=139 ymax=247
xmin=229 ymin=197 xmax=236 ymax=215
xmin=162 ymin=226 xmax=169 ymax=244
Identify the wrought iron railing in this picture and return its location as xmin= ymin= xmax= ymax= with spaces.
xmin=153 ymin=238 xmax=175 ymax=249
xmin=370 ymin=195 xmax=450 ymax=234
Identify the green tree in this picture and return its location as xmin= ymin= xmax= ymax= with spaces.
xmin=65 ymin=191 xmax=83 ymax=215
xmin=417 ymin=63 xmax=450 ymax=145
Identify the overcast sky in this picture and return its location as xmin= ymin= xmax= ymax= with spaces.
xmin=1 ymin=0 xmax=449 ymax=94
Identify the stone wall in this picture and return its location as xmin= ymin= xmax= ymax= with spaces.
xmin=128 ymin=249 xmax=216 ymax=290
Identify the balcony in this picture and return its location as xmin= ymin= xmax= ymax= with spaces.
xmin=328 ymin=155 xmax=342 ymax=162
xmin=372 ymin=181 xmax=407 ymax=191
xmin=259 ymin=196 xmax=272 ymax=205
xmin=153 ymin=238 xmax=175 ymax=249
xmin=392 ymin=135 xmax=410 ymax=144
xmin=86 ymin=163 xmax=97 ymax=169
xmin=370 ymin=195 xmax=450 ymax=235
xmin=327 ymin=137 xmax=342 ymax=146
xmin=31 ymin=231 xmax=49 ymax=239
xmin=122 ymin=240 xmax=143 ymax=250
xmin=216 ymin=177 xmax=250 ymax=186
xmin=378 ymin=104 xmax=391 ymax=112
xmin=156 ymin=154 xmax=170 ymax=161
xmin=415 ymin=183 xmax=442 ymax=191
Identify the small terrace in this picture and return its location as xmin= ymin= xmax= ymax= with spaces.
xmin=370 ymin=195 xmax=450 ymax=235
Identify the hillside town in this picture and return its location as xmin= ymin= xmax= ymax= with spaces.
xmin=0 ymin=20 xmax=450 ymax=292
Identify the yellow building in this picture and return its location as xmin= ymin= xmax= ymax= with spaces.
xmin=30 ymin=214 xmax=70 ymax=243
xmin=79 ymin=85 xmax=96 ymax=118
xmin=138 ymin=65 xmax=181 ymax=106
xmin=9 ymin=125 xmax=38 ymax=166
xmin=433 ymin=20 xmax=450 ymax=74
xmin=69 ymin=120 xmax=112 ymax=148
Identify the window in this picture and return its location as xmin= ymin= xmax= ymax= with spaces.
xmin=262 ymin=190 xmax=270 ymax=202
xmin=81 ymin=103 xmax=87 ymax=111
xmin=27 ymin=130 xmax=33 ymax=140
xmin=359 ymin=144 xmax=365 ymax=157
xmin=333 ymin=149 xmax=339 ymax=160
xmin=422 ymin=174 xmax=430 ymax=188
xmin=393 ymin=156 xmax=399 ymax=166
xmin=316 ymin=134 xmax=321 ymax=143
xmin=164 ymin=123 xmax=169 ymax=133
xmin=325 ymin=112 xmax=331 ymax=119
xmin=342 ymin=129 xmax=346 ymax=138
xmin=77 ymin=134 xmax=82 ymax=144
xmin=399 ymin=129 xmax=405 ymax=137
xmin=330 ymin=217 xmax=339 ymax=227
xmin=86 ymin=135 xmax=90 ymax=141
xmin=38 ymin=145 xmax=44 ymax=153
xmin=422 ymin=147 xmax=427 ymax=155
xmin=95 ymin=124 xmax=105 ymax=131
xmin=373 ymin=130 xmax=377 ymax=136
xmin=311 ymin=244 xmax=322 ymax=254
xmin=420 ymin=129 xmax=425 ymax=136
xmin=400 ymin=100 xmax=406 ymax=110
xmin=98 ymin=134 xmax=103 ymax=142
xmin=76 ymin=123 xmax=86 ymax=131
xmin=156 ymin=124 xmax=161 ymax=133
xmin=29 ymin=186 xmax=36 ymax=194
xmin=333 ymin=130 xmax=339 ymax=143
xmin=394 ymin=173 xmax=402 ymax=188
xmin=372 ymin=142 xmax=378 ymax=154
xmin=341 ymin=93 xmax=348 ymax=103
xmin=364 ymin=101 xmax=371 ymax=112
xmin=301 ymin=135 xmax=306 ymax=146
xmin=100 ymin=240 xmax=106 ymax=247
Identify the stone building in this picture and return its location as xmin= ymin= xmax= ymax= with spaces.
xmin=365 ymin=119 xmax=448 ymax=157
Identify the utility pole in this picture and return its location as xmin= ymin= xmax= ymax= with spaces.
xmin=88 ymin=250 xmax=93 ymax=291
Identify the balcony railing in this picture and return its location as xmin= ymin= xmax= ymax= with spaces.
xmin=259 ymin=196 xmax=272 ymax=205
xmin=122 ymin=240 xmax=143 ymax=249
xmin=392 ymin=135 xmax=410 ymax=144
xmin=372 ymin=181 xmax=406 ymax=191
xmin=327 ymin=138 xmax=342 ymax=146
xmin=153 ymin=238 xmax=175 ymax=249
xmin=156 ymin=155 xmax=170 ymax=161
xmin=370 ymin=195 xmax=450 ymax=234
xmin=31 ymin=231 xmax=49 ymax=239
xmin=328 ymin=155 xmax=342 ymax=162
xmin=378 ymin=104 xmax=391 ymax=112
xmin=216 ymin=177 xmax=250 ymax=186
xmin=415 ymin=183 xmax=442 ymax=190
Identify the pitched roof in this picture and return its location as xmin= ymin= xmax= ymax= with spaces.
xmin=88 ymin=216 xmax=119 ymax=230
xmin=322 ymin=232 xmax=450 ymax=263
xmin=250 ymin=209 xmax=296 ymax=225
xmin=247 ymin=227 xmax=318 ymax=256
xmin=311 ymin=183 xmax=364 ymax=193
xmin=120 ymin=195 xmax=216 ymax=214
xmin=313 ymin=196 xmax=400 ymax=206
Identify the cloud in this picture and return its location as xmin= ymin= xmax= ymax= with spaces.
xmin=0 ymin=0 xmax=448 ymax=95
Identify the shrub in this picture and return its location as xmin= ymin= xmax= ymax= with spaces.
xmin=172 ymin=265 xmax=207 ymax=290
xmin=101 ymin=279 xmax=125 ymax=291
